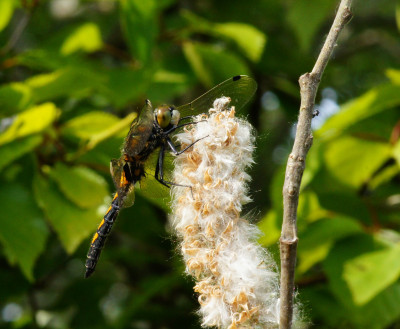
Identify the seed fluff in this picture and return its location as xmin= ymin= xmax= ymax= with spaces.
xmin=170 ymin=97 xmax=290 ymax=328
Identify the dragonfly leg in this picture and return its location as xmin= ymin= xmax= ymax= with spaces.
xmin=155 ymin=143 xmax=193 ymax=197
xmin=164 ymin=119 xmax=207 ymax=135
xmin=179 ymin=115 xmax=197 ymax=121
xmin=166 ymin=135 xmax=208 ymax=156
xmin=154 ymin=144 xmax=171 ymax=189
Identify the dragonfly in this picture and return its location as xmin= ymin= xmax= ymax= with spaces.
xmin=85 ymin=75 xmax=257 ymax=278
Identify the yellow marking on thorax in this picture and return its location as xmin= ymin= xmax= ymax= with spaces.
xmin=120 ymin=171 xmax=129 ymax=186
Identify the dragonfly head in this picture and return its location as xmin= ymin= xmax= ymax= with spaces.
xmin=155 ymin=105 xmax=180 ymax=129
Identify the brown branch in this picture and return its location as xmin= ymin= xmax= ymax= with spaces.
xmin=279 ymin=1 xmax=353 ymax=328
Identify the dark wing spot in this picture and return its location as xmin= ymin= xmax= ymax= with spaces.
xmin=233 ymin=75 xmax=241 ymax=81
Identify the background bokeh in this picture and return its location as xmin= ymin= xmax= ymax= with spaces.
xmin=1 ymin=0 xmax=400 ymax=328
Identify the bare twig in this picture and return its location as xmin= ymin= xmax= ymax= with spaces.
xmin=0 ymin=12 xmax=30 ymax=56
xmin=279 ymin=1 xmax=353 ymax=328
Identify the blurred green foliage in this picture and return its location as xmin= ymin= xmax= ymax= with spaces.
xmin=0 ymin=0 xmax=399 ymax=328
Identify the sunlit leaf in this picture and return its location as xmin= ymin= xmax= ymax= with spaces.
xmin=369 ymin=163 xmax=399 ymax=190
xmin=297 ymin=191 xmax=330 ymax=223
xmin=33 ymin=174 xmax=102 ymax=254
xmin=83 ymin=112 xmax=136 ymax=154
xmin=324 ymin=235 xmax=376 ymax=307
xmin=393 ymin=140 xmax=400 ymax=167
xmin=214 ymin=23 xmax=266 ymax=63
xmin=182 ymin=42 xmax=250 ymax=88
xmin=258 ymin=210 xmax=281 ymax=246
xmin=0 ymin=184 xmax=49 ymax=281
xmin=317 ymin=84 xmax=400 ymax=140
xmin=0 ymin=103 xmax=59 ymax=146
xmin=182 ymin=11 xmax=267 ymax=63
xmin=60 ymin=23 xmax=103 ymax=55
xmin=0 ymin=0 xmax=14 ymax=32
xmin=286 ymin=0 xmax=336 ymax=52
xmin=343 ymin=244 xmax=400 ymax=305
xmin=61 ymin=111 xmax=120 ymax=141
xmin=49 ymin=163 xmax=109 ymax=209
xmin=322 ymin=236 xmax=400 ymax=328
xmin=120 ymin=0 xmax=158 ymax=65
xmin=0 ymin=135 xmax=42 ymax=172
xmin=386 ymin=68 xmax=400 ymax=85
xmin=25 ymin=67 xmax=104 ymax=103
xmin=324 ymin=136 xmax=391 ymax=189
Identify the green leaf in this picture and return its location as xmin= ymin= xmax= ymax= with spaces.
xmin=0 ymin=0 xmax=14 ymax=32
xmin=316 ymin=190 xmax=371 ymax=225
xmin=324 ymin=237 xmax=400 ymax=328
xmin=120 ymin=0 xmax=158 ymax=65
xmin=0 ymin=135 xmax=42 ymax=172
xmin=0 ymin=184 xmax=49 ymax=281
xmin=0 ymin=103 xmax=59 ymax=146
xmin=213 ymin=23 xmax=266 ymax=63
xmin=82 ymin=112 xmax=136 ymax=155
xmin=298 ymin=216 xmax=362 ymax=273
xmin=324 ymin=136 xmax=392 ymax=189
xmin=33 ymin=174 xmax=103 ymax=254
xmin=258 ymin=210 xmax=281 ymax=246
xmin=297 ymin=190 xmax=328 ymax=223
xmin=393 ymin=140 xmax=400 ymax=167
xmin=60 ymin=23 xmax=103 ymax=55
xmin=49 ymin=163 xmax=109 ymax=209
xmin=26 ymin=67 xmax=104 ymax=103
xmin=61 ymin=111 xmax=120 ymax=141
xmin=343 ymin=244 xmax=400 ymax=305
xmin=396 ymin=2 xmax=400 ymax=32
xmin=324 ymin=235 xmax=376 ymax=307
xmin=386 ymin=68 xmax=400 ymax=85
xmin=286 ymin=0 xmax=336 ymax=52
xmin=182 ymin=12 xmax=266 ymax=63
xmin=182 ymin=42 xmax=250 ymax=88
xmin=317 ymin=84 xmax=400 ymax=140
xmin=147 ymin=69 xmax=193 ymax=105
xmin=0 ymin=83 xmax=32 ymax=115
xmin=369 ymin=163 xmax=399 ymax=190
xmin=100 ymin=68 xmax=151 ymax=108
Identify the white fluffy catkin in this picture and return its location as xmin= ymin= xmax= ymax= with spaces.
xmin=170 ymin=97 xmax=282 ymax=329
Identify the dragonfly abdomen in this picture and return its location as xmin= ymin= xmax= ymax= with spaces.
xmin=85 ymin=194 xmax=120 ymax=278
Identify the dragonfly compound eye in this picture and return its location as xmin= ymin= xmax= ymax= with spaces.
xmin=170 ymin=109 xmax=180 ymax=126
xmin=156 ymin=106 xmax=171 ymax=128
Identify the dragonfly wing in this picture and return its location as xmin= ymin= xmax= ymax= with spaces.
xmin=123 ymin=100 xmax=155 ymax=157
xmin=121 ymin=184 xmax=135 ymax=208
xmin=177 ymin=75 xmax=257 ymax=118
xmin=139 ymin=147 xmax=171 ymax=201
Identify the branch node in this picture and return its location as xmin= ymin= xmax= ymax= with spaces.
xmin=343 ymin=7 xmax=353 ymax=24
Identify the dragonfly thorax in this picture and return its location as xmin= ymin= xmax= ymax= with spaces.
xmin=155 ymin=105 xmax=180 ymax=129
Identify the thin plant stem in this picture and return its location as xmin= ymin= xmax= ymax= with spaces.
xmin=279 ymin=1 xmax=353 ymax=328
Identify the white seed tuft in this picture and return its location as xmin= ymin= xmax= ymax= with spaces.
xmin=170 ymin=97 xmax=291 ymax=328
